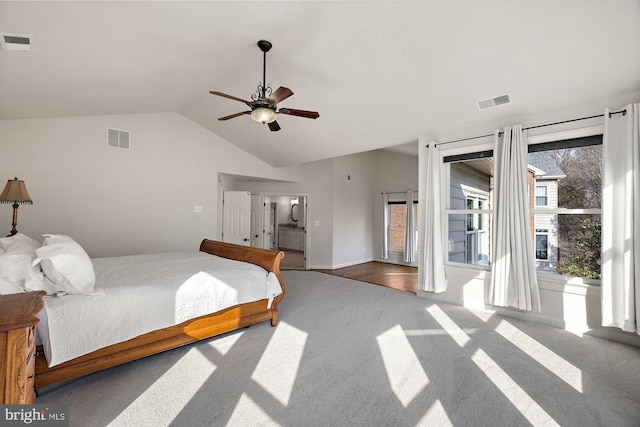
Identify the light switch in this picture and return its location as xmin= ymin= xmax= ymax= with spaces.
xmin=194 ymin=206 xmax=203 ymax=213
xmin=314 ymin=220 xmax=320 ymax=226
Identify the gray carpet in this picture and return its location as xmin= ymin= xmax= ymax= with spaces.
xmin=38 ymin=271 xmax=640 ymax=427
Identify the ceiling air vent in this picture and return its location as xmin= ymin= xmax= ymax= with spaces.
xmin=0 ymin=33 xmax=33 ymax=52
xmin=107 ymin=128 xmax=131 ymax=150
xmin=477 ymin=93 xmax=511 ymax=110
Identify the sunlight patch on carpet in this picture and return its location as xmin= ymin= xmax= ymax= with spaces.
xmin=415 ymin=399 xmax=454 ymax=426
xmin=472 ymin=349 xmax=560 ymax=427
xmin=251 ymin=321 xmax=308 ymax=406
xmin=426 ymin=306 xmax=470 ymax=348
xmin=115 ymin=348 xmax=217 ymax=425
xmin=207 ymin=329 xmax=245 ymax=356
xmin=483 ymin=316 xmax=583 ymax=393
xmin=427 ymin=305 xmax=560 ymax=427
xmin=376 ymin=325 xmax=429 ymax=408
xmin=405 ymin=328 xmax=480 ymax=336
xmin=227 ymin=393 xmax=282 ymax=426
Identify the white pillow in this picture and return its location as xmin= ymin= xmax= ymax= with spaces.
xmin=34 ymin=234 xmax=96 ymax=295
xmin=0 ymin=277 xmax=26 ymax=295
xmin=24 ymin=273 xmax=68 ymax=296
xmin=0 ymin=243 xmax=40 ymax=285
xmin=0 ymin=233 xmax=41 ymax=251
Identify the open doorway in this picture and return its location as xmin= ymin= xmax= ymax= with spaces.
xmin=268 ymin=195 xmax=307 ymax=270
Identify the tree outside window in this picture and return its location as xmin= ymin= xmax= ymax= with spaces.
xmin=529 ymin=143 xmax=602 ymax=279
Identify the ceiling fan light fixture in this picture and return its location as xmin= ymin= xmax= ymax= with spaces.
xmin=251 ymin=107 xmax=277 ymax=124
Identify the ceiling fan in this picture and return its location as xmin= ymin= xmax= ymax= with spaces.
xmin=210 ymin=40 xmax=319 ymax=132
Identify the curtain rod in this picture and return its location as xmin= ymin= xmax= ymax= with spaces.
xmin=435 ymin=109 xmax=627 ymax=147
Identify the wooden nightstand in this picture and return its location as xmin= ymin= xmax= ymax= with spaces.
xmin=0 ymin=291 xmax=45 ymax=404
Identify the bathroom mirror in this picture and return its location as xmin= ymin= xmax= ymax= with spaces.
xmin=290 ymin=203 xmax=299 ymax=222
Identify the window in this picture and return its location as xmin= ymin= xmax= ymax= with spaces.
xmin=535 ymin=185 xmax=548 ymax=206
xmin=443 ymin=135 xmax=602 ymax=281
xmin=446 ymin=151 xmax=493 ymax=266
xmin=388 ymin=203 xmax=407 ymax=251
xmin=385 ymin=197 xmax=419 ymax=253
xmin=528 ymin=136 xmax=602 ymax=279
xmin=465 ymin=196 xmax=489 ymax=264
xmin=535 ymin=231 xmax=548 ymax=260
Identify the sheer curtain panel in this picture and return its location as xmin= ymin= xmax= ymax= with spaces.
xmin=403 ymin=190 xmax=417 ymax=263
xmin=602 ymin=103 xmax=640 ymax=334
xmin=489 ymin=125 xmax=541 ymax=311
xmin=420 ymin=144 xmax=447 ymax=293
xmin=381 ymin=192 xmax=389 ymax=259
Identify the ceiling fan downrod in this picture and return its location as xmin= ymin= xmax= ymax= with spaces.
xmin=255 ymin=40 xmax=272 ymax=101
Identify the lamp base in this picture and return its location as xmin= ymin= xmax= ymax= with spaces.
xmin=7 ymin=202 xmax=19 ymax=236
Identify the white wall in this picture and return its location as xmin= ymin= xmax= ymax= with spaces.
xmin=332 ymin=152 xmax=376 ymax=268
xmin=239 ymin=158 xmax=335 ymax=268
xmin=239 ymin=150 xmax=381 ymax=269
xmin=0 ymin=113 xmax=300 ymax=257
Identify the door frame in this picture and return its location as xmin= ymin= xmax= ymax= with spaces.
xmin=261 ymin=192 xmax=310 ymax=270
xmin=216 ymin=179 xmax=310 ymax=269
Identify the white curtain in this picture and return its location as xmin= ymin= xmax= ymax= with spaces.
xmin=381 ymin=192 xmax=389 ymax=259
xmin=602 ymin=103 xmax=640 ymax=334
xmin=403 ymin=190 xmax=417 ymax=263
xmin=420 ymin=144 xmax=447 ymax=293
xmin=489 ymin=125 xmax=541 ymax=311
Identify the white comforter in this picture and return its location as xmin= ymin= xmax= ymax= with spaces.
xmin=37 ymin=252 xmax=282 ymax=366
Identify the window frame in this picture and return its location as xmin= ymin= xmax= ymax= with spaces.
xmin=385 ymin=197 xmax=419 ymax=255
xmin=443 ymin=141 xmax=494 ymax=271
xmin=440 ymin=125 xmax=604 ymax=285
xmin=535 ymin=230 xmax=549 ymax=260
xmin=535 ymin=185 xmax=548 ymax=207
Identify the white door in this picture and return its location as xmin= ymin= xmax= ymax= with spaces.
xmin=250 ymin=195 xmax=262 ymax=248
xmin=222 ymin=191 xmax=251 ymax=246
xmin=262 ymin=196 xmax=272 ymax=249
xmin=269 ymin=202 xmax=277 ymax=250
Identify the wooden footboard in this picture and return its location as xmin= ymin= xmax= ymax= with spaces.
xmin=34 ymin=239 xmax=285 ymax=389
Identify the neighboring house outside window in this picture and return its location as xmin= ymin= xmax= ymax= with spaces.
xmin=444 ymin=136 xmax=602 ymax=281
xmin=535 ymin=230 xmax=549 ymax=260
xmin=528 ymin=152 xmax=565 ymax=273
xmin=529 ymin=142 xmax=602 ymax=279
xmin=447 ymin=158 xmax=492 ymax=266
xmin=535 ymin=185 xmax=548 ymax=206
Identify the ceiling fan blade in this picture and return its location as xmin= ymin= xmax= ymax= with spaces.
xmin=218 ymin=111 xmax=251 ymax=121
xmin=210 ymin=91 xmax=252 ymax=106
xmin=268 ymin=121 xmax=281 ymax=132
xmin=268 ymin=86 xmax=294 ymax=105
xmin=279 ymin=108 xmax=320 ymax=119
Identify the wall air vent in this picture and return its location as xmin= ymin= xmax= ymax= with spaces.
xmin=107 ymin=128 xmax=131 ymax=150
xmin=477 ymin=93 xmax=511 ymax=110
xmin=0 ymin=33 xmax=33 ymax=52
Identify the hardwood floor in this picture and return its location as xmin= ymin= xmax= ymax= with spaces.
xmin=315 ymin=262 xmax=418 ymax=294
xmin=279 ymin=250 xmax=305 ymax=270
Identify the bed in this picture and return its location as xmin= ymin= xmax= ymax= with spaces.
xmin=31 ymin=238 xmax=285 ymax=390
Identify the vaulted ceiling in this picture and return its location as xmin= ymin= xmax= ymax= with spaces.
xmin=1 ymin=1 xmax=639 ymax=167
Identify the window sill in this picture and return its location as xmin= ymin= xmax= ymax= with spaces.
xmin=444 ymin=263 xmax=601 ymax=294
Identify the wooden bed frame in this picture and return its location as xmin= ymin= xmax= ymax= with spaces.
xmin=34 ymin=239 xmax=285 ymax=390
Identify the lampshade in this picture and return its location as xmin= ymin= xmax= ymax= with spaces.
xmin=251 ymin=107 xmax=277 ymax=124
xmin=0 ymin=177 xmax=33 ymax=205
